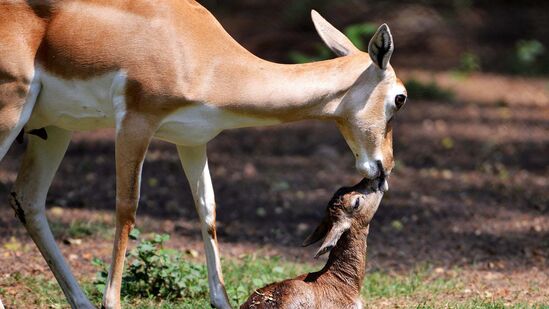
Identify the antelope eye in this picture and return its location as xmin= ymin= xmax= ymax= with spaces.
xmin=395 ymin=94 xmax=407 ymax=110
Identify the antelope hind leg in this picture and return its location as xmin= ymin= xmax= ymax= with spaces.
xmin=10 ymin=127 xmax=95 ymax=308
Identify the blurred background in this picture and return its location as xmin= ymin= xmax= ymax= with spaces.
xmin=0 ymin=0 xmax=547 ymax=307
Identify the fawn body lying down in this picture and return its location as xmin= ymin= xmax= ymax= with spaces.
xmin=241 ymin=178 xmax=384 ymax=309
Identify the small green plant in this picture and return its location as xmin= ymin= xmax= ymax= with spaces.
xmin=508 ymin=39 xmax=548 ymax=75
xmin=457 ymin=52 xmax=481 ymax=75
xmin=91 ymin=230 xmax=311 ymax=306
xmin=405 ymin=79 xmax=455 ymax=101
xmin=516 ymin=40 xmax=545 ymax=65
xmin=93 ymin=231 xmax=208 ymax=301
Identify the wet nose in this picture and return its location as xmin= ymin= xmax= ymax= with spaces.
xmin=376 ymin=160 xmax=385 ymax=178
xmin=375 ymin=160 xmax=390 ymax=192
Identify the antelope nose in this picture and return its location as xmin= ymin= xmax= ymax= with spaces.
xmin=376 ymin=160 xmax=390 ymax=192
xmin=376 ymin=160 xmax=385 ymax=177
xmin=356 ymin=160 xmax=381 ymax=178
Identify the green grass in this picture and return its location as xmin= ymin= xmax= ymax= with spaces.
xmin=363 ymin=266 xmax=455 ymax=299
xmin=0 ymin=258 xmax=456 ymax=308
xmin=50 ymin=219 xmax=113 ymax=240
xmin=90 ymin=254 xmax=312 ymax=308
xmin=1 ymin=256 xmax=310 ymax=309
xmin=0 ymin=272 xmax=68 ymax=308
xmin=414 ymin=301 xmax=549 ymax=309
xmin=2 ymin=257 xmax=547 ymax=308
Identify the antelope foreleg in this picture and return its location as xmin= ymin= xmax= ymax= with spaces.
xmin=178 ymin=144 xmax=232 ymax=309
xmin=102 ymin=113 xmax=157 ymax=309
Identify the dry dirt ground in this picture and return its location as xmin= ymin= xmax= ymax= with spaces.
xmin=0 ymin=71 xmax=548 ymax=307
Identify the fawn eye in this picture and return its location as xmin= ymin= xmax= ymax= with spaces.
xmin=352 ymin=196 xmax=363 ymax=210
xmin=395 ymin=94 xmax=407 ymax=110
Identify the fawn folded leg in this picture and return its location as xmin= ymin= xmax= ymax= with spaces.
xmin=10 ymin=126 xmax=95 ymax=308
xmin=102 ymin=113 xmax=157 ymax=309
xmin=178 ymin=144 xmax=232 ymax=309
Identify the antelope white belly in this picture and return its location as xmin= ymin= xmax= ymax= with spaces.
xmin=29 ymin=68 xmax=118 ymax=131
xmin=155 ymin=105 xmax=281 ymax=146
xmin=28 ymin=68 xmax=280 ymax=146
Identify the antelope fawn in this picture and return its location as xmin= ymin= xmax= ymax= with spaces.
xmin=241 ymin=178 xmax=383 ymax=309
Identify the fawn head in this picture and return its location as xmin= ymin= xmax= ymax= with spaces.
xmin=302 ymin=177 xmax=383 ymax=258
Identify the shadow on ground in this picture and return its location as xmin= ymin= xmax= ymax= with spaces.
xmin=0 ymin=98 xmax=547 ymax=273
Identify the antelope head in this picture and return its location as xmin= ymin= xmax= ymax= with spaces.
xmin=302 ymin=177 xmax=383 ymax=257
xmin=312 ymin=11 xmax=407 ymax=189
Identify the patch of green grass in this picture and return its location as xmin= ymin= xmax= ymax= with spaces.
xmin=3 ymin=234 xmax=544 ymax=308
xmin=6 ymin=263 xmax=547 ymax=309
xmin=91 ymin=234 xmax=456 ymax=306
xmin=405 ymin=79 xmax=455 ymax=102
xmin=50 ymin=219 xmax=113 ymax=239
xmin=0 ymin=272 xmax=67 ymax=308
xmin=363 ymin=268 xmax=454 ymax=299
xmin=91 ymin=232 xmax=311 ymax=307
xmin=224 ymin=255 xmax=311 ymax=304
xmin=414 ymin=300 xmax=549 ymax=309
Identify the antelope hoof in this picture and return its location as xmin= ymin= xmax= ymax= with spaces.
xmin=101 ymin=300 xmax=120 ymax=309
xmin=71 ymin=296 xmax=96 ymax=309
xmin=210 ymin=294 xmax=232 ymax=309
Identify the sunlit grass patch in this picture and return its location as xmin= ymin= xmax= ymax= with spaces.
xmin=91 ymin=232 xmax=312 ymax=307
xmin=363 ymin=266 xmax=457 ymax=299
xmin=414 ymin=299 xmax=549 ymax=309
xmin=50 ymin=219 xmax=113 ymax=240
xmin=2 ymin=234 xmax=544 ymax=308
xmin=224 ymin=254 xmax=312 ymax=305
xmin=0 ymin=272 xmax=67 ymax=309
xmin=89 ymin=233 xmax=459 ymax=308
xmin=5 ymin=268 xmax=545 ymax=308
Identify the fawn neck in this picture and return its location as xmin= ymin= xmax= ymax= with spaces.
xmin=322 ymin=225 xmax=369 ymax=293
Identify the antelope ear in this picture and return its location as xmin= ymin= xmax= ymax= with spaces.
xmin=314 ymin=222 xmax=350 ymax=258
xmin=368 ymin=24 xmax=394 ymax=70
xmin=311 ymin=10 xmax=360 ymax=57
xmin=302 ymin=217 xmax=330 ymax=247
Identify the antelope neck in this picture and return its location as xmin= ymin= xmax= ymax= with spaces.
xmin=195 ymin=53 xmax=372 ymax=122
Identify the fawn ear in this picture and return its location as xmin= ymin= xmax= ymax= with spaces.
xmin=313 ymin=221 xmax=350 ymax=258
xmin=302 ymin=217 xmax=330 ymax=247
xmin=368 ymin=24 xmax=394 ymax=70
xmin=311 ymin=10 xmax=360 ymax=57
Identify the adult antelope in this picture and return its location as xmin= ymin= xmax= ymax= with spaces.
xmin=0 ymin=1 xmax=407 ymax=308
